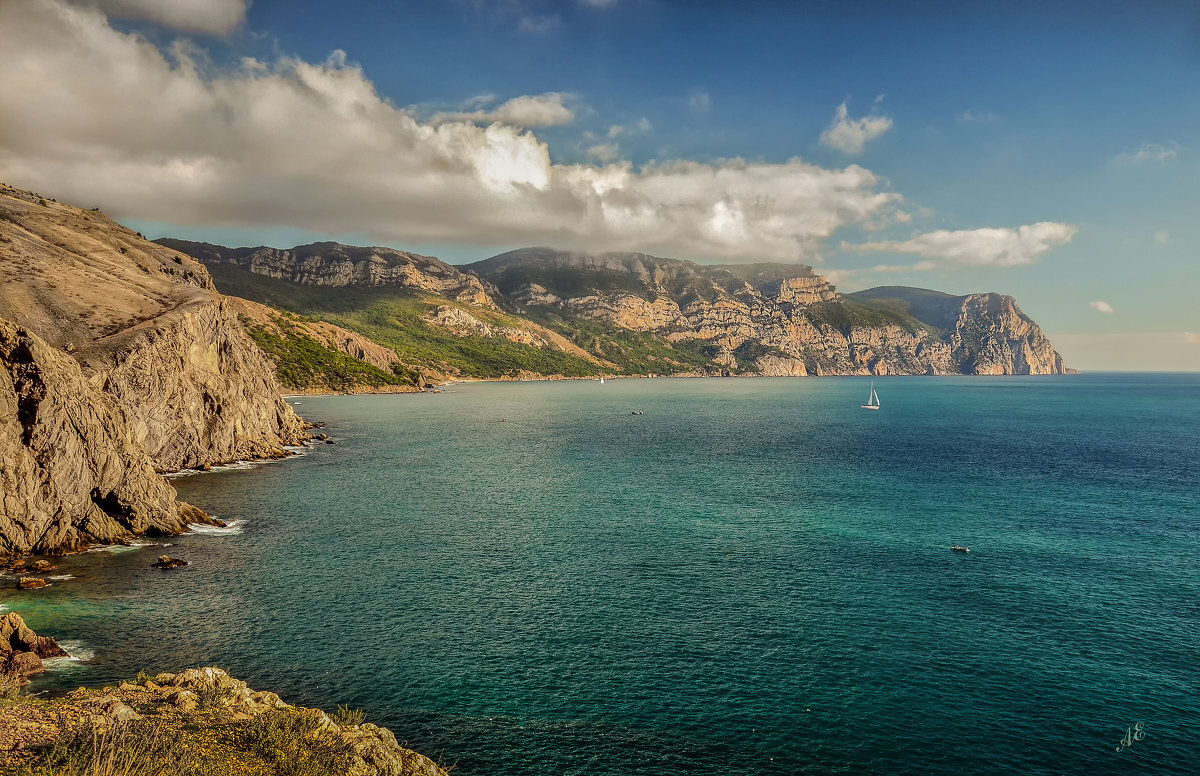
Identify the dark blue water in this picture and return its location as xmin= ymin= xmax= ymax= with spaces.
xmin=7 ymin=375 xmax=1199 ymax=775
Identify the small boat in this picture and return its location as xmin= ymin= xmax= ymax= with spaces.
xmin=861 ymin=381 xmax=880 ymax=410
xmin=950 ymin=545 xmax=970 ymax=553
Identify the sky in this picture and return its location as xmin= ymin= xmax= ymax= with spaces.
xmin=0 ymin=0 xmax=1197 ymax=370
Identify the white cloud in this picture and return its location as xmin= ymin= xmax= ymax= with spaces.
xmin=1089 ymin=300 xmax=1114 ymax=314
xmin=689 ymin=89 xmax=712 ymax=113
xmin=956 ymin=109 xmax=999 ymax=124
xmin=0 ymin=0 xmax=907 ymax=262
xmin=871 ymin=261 xmax=936 ymax=273
xmin=607 ymin=118 xmax=651 ymax=138
xmin=852 ymin=223 xmax=1077 ymax=267
xmin=585 ymin=143 xmax=621 ymax=163
xmin=1154 ymin=231 xmax=1170 ymax=244
xmin=433 ymin=93 xmax=577 ymax=127
xmin=1117 ymin=142 xmax=1180 ymax=164
xmin=820 ymin=101 xmax=893 ymax=155
xmin=518 ymin=14 xmax=560 ymax=34
xmin=70 ymin=0 xmax=249 ymax=35
xmin=580 ymin=0 xmax=618 ymax=7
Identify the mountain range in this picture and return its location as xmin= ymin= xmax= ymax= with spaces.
xmin=159 ymin=239 xmax=1066 ymax=391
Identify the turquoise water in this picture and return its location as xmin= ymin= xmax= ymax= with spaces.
xmin=7 ymin=375 xmax=1200 ymax=775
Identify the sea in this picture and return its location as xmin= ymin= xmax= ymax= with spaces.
xmin=6 ymin=374 xmax=1199 ymax=775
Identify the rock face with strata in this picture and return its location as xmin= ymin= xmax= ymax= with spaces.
xmin=468 ymin=248 xmax=1067 ymax=375
xmin=0 ymin=183 xmax=306 ymax=474
xmin=0 ymin=319 xmax=212 ymax=554
xmin=161 ymin=238 xmax=498 ymax=308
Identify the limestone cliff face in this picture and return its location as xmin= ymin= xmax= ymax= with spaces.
xmin=0 ymin=319 xmax=211 ymax=554
xmin=0 ymin=183 xmax=306 ymax=475
xmin=951 ymin=293 xmax=1065 ymax=375
xmin=73 ymin=299 xmax=308 ymax=471
xmin=468 ymin=248 xmax=1066 ymax=376
xmin=161 ymin=238 xmax=498 ymax=308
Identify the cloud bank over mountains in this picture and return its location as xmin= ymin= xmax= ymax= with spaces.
xmin=2 ymin=0 xmax=1073 ymax=268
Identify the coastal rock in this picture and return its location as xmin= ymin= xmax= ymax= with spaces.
xmin=0 ymin=612 xmax=67 ymax=678
xmin=0 ymin=319 xmax=215 ymax=553
xmin=151 ymin=555 xmax=188 ymax=569
xmin=16 ymin=578 xmax=46 ymax=590
xmin=0 ymin=183 xmax=306 ymax=476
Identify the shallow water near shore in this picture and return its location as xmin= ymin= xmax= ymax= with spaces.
xmin=7 ymin=375 xmax=1200 ymax=775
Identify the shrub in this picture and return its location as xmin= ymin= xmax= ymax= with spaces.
xmin=242 ymin=707 xmax=357 ymax=776
xmin=0 ymin=671 xmax=22 ymax=701
xmin=25 ymin=717 xmax=207 ymax=776
xmin=195 ymin=681 xmax=234 ymax=710
xmin=331 ymin=704 xmax=364 ymax=727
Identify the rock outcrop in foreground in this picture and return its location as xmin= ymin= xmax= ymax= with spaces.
xmin=0 ymin=665 xmax=449 ymax=775
xmin=0 ymin=319 xmax=214 ymax=553
xmin=0 ymin=613 xmax=67 ymax=680
xmin=0 ymin=183 xmax=306 ymax=474
xmin=0 ymin=183 xmax=305 ymax=553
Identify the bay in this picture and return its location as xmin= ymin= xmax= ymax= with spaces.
xmin=9 ymin=374 xmax=1200 ymax=775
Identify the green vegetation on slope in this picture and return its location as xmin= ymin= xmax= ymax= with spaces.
xmin=519 ymin=306 xmax=719 ymax=375
xmin=805 ymin=299 xmax=935 ymax=336
xmin=210 ymin=263 xmax=600 ymax=379
xmin=242 ymin=321 xmax=418 ymax=392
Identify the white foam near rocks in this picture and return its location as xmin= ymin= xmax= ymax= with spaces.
xmin=46 ymin=574 xmax=74 ymax=581
xmin=85 ymin=541 xmax=154 ymax=554
xmin=188 ymin=519 xmax=245 ymax=535
xmin=44 ymin=639 xmax=94 ymax=670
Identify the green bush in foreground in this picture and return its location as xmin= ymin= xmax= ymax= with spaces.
xmin=242 ymin=708 xmax=357 ymax=776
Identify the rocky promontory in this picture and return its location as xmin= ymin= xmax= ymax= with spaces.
xmin=0 ymin=183 xmax=300 ymax=553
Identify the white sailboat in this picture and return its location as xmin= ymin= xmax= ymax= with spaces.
xmin=861 ymin=381 xmax=880 ymax=410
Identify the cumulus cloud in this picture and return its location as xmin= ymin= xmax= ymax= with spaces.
xmin=585 ymin=143 xmax=621 ymax=163
xmin=1089 ymin=300 xmax=1114 ymax=314
xmin=70 ymin=0 xmax=249 ymax=35
xmin=435 ymin=93 xmax=577 ymax=127
xmin=0 ymin=0 xmax=906 ymax=262
xmin=1117 ymin=142 xmax=1180 ymax=164
xmin=820 ymin=101 xmax=893 ymax=155
xmin=851 ymin=223 xmax=1077 ymax=267
xmin=689 ymin=89 xmax=712 ymax=113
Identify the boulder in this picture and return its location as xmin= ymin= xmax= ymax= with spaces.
xmin=17 ymin=577 xmax=45 ymax=590
xmin=151 ymin=555 xmax=188 ymax=569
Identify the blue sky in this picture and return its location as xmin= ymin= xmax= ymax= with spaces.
xmin=1 ymin=0 xmax=1197 ymax=369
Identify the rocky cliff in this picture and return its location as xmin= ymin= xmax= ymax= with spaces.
xmin=160 ymin=238 xmax=498 ymax=308
xmin=0 ymin=183 xmax=305 ymax=553
xmin=467 ymin=248 xmax=1067 ymax=376
xmin=0 ymin=183 xmax=306 ymax=472
xmin=0 ymin=319 xmax=212 ymax=554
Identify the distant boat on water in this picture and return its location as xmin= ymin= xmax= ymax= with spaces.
xmin=861 ymin=381 xmax=880 ymax=410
